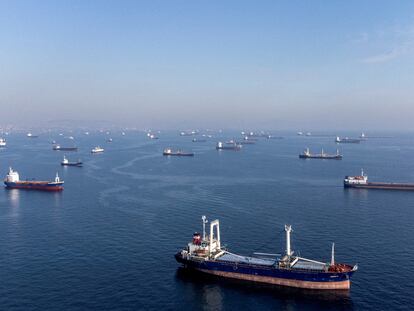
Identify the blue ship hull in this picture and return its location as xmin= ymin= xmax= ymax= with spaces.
xmin=175 ymin=253 xmax=355 ymax=290
xmin=4 ymin=181 xmax=64 ymax=191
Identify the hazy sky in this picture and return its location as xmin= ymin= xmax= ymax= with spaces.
xmin=1 ymin=0 xmax=414 ymax=130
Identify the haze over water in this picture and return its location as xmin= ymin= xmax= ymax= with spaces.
xmin=0 ymin=131 xmax=413 ymax=310
xmin=1 ymin=1 xmax=414 ymax=130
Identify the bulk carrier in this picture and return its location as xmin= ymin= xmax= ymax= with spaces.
xmin=344 ymin=169 xmax=414 ymax=190
xmin=4 ymin=168 xmax=64 ymax=191
xmin=299 ymin=148 xmax=342 ymax=160
xmin=175 ymin=216 xmax=357 ymax=290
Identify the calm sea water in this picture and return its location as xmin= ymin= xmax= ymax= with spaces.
xmin=0 ymin=131 xmax=413 ymax=311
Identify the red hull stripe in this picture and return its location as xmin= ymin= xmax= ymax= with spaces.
xmin=196 ymin=269 xmax=350 ymax=290
xmin=5 ymin=185 xmax=63 ymax=191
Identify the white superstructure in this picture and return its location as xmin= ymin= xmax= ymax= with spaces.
xmin=344 ymin=169 xmax=368 ymax=185
xmin=0 ymin=138 xmax=6 ymax=147
xmin=5 ymin=167 xmax=20 ymax=182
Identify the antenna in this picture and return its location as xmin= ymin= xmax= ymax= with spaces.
xmin=331 ymin=243 xmax=335 ymax=266
xmin=202 ymin=215 xmax=208 ymax=240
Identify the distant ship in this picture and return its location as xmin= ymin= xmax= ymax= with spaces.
xmin=91 ymin=146 xmax=104 ymax=153
xmin=175 ymin=216 xmax=357 ymax=290
xmin=216 ymin=142 xmax=242 ymax=150
xmin=163 ymin=148 xmax=194 ymax=156
xmin=306 ymin=132 xmax=312 ymax=136
xmin=344 ymin=169 xmax=414 ymax=190
xmin=192 ymin=138 xmax=206 ymax=143
xmin=27 ymin=132 xmax=38 ymax=138
xmin=53 ymin=144 xmax=78 ymax=151
xmin=61 ymin=155 xmax=82 ymax=167
xmin=180 ymin=130 xmax=199 ymax=136
xmin=0 ymin=138 xmax=6 ymax=147
xmin=335 ymin=136 xmax=361 ymax=144
xmin=4 ymin=168 xmax=64 ymax=191
xmin=147 ymin=133 xmax=159 ymax=140
xmin=299 ymin=148 xmax=342 ymax=160
xmin=266 ymin=135 xmax=283 ymax=139
xmin=107 ymin=138 xmax=113 ymax=142
xmin=237 ymin=136 xmax=256 ymax=145
xmin=297 ymin=131 xmax=303 ymax=136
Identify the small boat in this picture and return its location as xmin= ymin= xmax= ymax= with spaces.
xmin=306 ymin=132 xmax=312 ymax=136
xmin=107 ymin=138 xmax=113 ymax=142
xmin=216 ymin=142 xmax=242 ymax=150
xmin=61 ymin=155 xmax=82 ymax=167
xmin=27 ymin=132 xmax=38 ymax=138
xmin=4 ymin=168 xmax=64 ymax=191
xmin=299 ymin=148 xmax=342 ymax=160
xmin=175 ymin=216 xmax=357 ymax=290
xmin=335 ymin=136 xmax=361 ymax=144
xmin=192 ymin=138 xmax=207 ymax=142
xmin=91 ymin=146 xmax=104 ymax=153
xmin=297 ymin=131 xmax=303 ymax=136
xmin=53 ymin=144 xmax=78 ymax=151
xmin=163 ymin=148 xmax=194 ymax=156
xmin=0 ymin=138 xmax=6 ymax=147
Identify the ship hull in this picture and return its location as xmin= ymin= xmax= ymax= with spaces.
xmin=61 ymin=163 xmax=82 ymax=167
xmin=53 ymin=147 xmax=78 ymax=151
xmin=344 ymin=182 xmax=414 ymax=190
xmin=336 ymin=140 xmax=360 ymax=144
xmin=299 ymin=155 xmax=342 ymax=160
xmin=175 ymin=254 xmax=354 ymax=290
xmin=4 ymin=181 xmax=64 ymax=191
xmin=163 ymin=153 xmax=194 ymax=156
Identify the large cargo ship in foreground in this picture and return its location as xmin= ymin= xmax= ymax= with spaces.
xmin=4 ymin=168 xmax=64 ymax=191
xmin=344 ymin=170 xmax=414 ymax=190
xmin=175 ymin=217 xmax=357 ymax=290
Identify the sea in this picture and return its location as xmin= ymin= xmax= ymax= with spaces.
xmin=0 ymin=130 xmax=413 ymax=311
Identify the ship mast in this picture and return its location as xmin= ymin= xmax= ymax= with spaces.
xmin=202 ymin=215 xmax=208 ymax=241
xmin=285 ymin=225 xmax=293 ymax=257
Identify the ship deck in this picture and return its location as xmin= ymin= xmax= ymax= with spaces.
xmin=216 ymin=252 xmax=276 ymax=266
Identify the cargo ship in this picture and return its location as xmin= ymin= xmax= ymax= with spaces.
xmin=61 ymin=155 xmax=82 ymax=167
xmin=53 ymin=144 xmax=78 ymax=151
xmin=299 ymin=148 xmax=342 ymax=160
xmin=335 ymin=136 xmax=361 ymax=144
xmin=175 ymin=216 xmax=357 ymax=290
xmin=216 ymin=142 xmax=242 ymax=150
xmin=163 ymin=148 xmax=194 ymax=156
xmin=4 ymin=168 xmax=64 ymax=191
xmin=344 ymin=169 xmax=414 ymax=190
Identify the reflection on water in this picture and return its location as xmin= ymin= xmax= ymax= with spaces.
xmin=6 ymin=188 xmax=20 ymax=209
